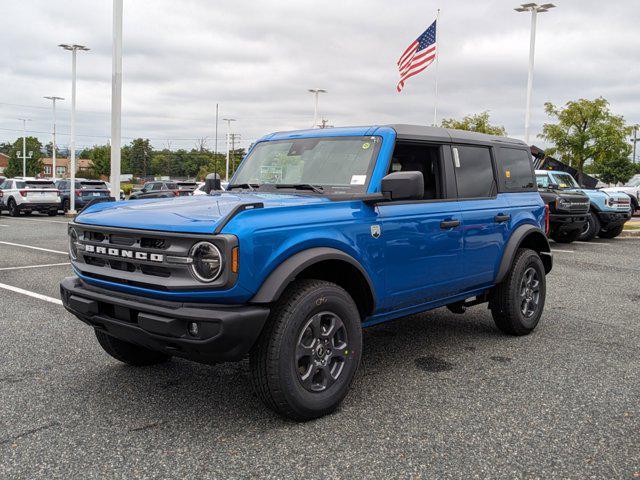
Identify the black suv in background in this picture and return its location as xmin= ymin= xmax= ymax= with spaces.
xmin=536 ymin=174 xmax=590 ymax=243
xmin=128 ymin=181 xmax=192 ymax=200
xmin=55 ymin=179 xmax=112 ymax=212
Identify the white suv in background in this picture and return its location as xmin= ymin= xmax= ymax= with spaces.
xmin=601 ymin=176 xmax=640 ymax=215
xmin=0 ymin=178 xmax=61 ymax=216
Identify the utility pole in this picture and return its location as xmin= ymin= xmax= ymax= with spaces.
xmin=229 ymin=133 xmax=241 ymax=174
xmin=59 ymin=43 xmax=90 ymax=213
xmin=17 ymin=118 xmax=31 ymax=177
xmin=631 ymin=125 xmax=639 ymax=164
xmin=514 ymin=3 xmax=556 ymax=144
xmin=44 ymin=96 xmax=64 ymax=179
xmin=308 ymin=88 xmax=327 ymax=128
xmin=223 ymin=118 xmax=236 ymax=180
xmin=214 ymin=103 xmax=219 ymax=175
xmin=110 ymin=0 xmax=123 ymax=200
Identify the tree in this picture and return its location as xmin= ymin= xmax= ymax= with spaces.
xmin=0 ymin=142 xmax=13 ymax=155
xmin=441 ymin=111 xmax=507 ymax=136
xmin=45 ymin=141 xmax=60 ymax=158
xmin=128 ymin=138 xmax=153 ymax=176
xmin=86 ymin=144 xmax=111 ymax=177
xmin=4 ymin=136 xmax=43 ymax=178
xmin=539 ymin=98 xmax=632 ymax=182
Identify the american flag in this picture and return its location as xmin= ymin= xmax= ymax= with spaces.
xmin=396 ymin=20 xmax=437 ymax=93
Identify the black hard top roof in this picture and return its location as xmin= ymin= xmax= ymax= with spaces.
xmin=387 ymin=124 xmax=527 ymax=147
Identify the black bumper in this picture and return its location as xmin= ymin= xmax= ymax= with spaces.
xmin=18 ymin=202 xmax=60 ymax=212
xmin=596 ymin=211 xmax=632 ymax=228
xmin=60 ymin=277 xmax=270 ymax=363
xmin=549 ymin=213 xmax=588 ymax=233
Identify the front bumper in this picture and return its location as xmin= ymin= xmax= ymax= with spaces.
xmin=549 ymin=212 xmax=588 ymax=233
xmin=60 ymin=276 xmax=270 ymax=363
xmin=596 ymin=210 xmax=632 ymax=228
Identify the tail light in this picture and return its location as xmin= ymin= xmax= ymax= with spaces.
xmin=0 ymin=190 xmax=3 ymax=198
xmin=55 ymin=190 xmax=60 ymax=197
xmin=19 ymin=189 xmax=28 ymax=197
xmin=545 ymin=204 xmax=550 ymax=236
xmin=75 ymin=189 xmax=82 ymax=196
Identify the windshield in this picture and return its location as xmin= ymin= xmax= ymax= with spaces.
xmin=80 ymin=181 xmax=108 ymax=189
xmin=626 ymin=177 xmax=640 ymax=187
xmin=535 ymin=174 xmax=550 ymax=188
xmin=231 ymin=136 xmax=381 ymax=193
xmin=550 ymin=173 xmax=579 ymax=189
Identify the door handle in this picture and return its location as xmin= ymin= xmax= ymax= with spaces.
xmin=494 ymin=214 xmax=511 ymax=223
xmin=440 ymin=219 xmax=460 ymax=229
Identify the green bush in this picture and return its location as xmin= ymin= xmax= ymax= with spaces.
xmin=121 ymin=183 xmax=134 ymax=195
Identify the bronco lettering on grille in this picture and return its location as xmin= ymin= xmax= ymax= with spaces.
xmin=84 ymin=244 xmax=164 ymax=262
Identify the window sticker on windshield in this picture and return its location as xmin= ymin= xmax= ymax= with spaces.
xmin=559 ymin=183 xmax=567 ymax=188
xmin=350 ymin=175 xmax=366 ymax=185
xmin=260 ymin=165 xmax=283 ymax=183
xmin=362 ymin=142 xmax=371 ymax=150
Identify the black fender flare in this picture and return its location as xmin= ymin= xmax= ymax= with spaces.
xmin=495 ymin=225 xmax=552 ymax=284
xmin=250 ymin=247 xmax=376 ymax=308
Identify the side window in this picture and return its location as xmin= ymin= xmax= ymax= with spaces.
xmin=388 ymin=142 xmax=444 ymax=200
xmin=536 ymin=174 xmax=550 ymax=188
xmin=499 ymin=148 xmax=535 ymax=190
xmin=452 ymin=146 xmax=495 ymax=198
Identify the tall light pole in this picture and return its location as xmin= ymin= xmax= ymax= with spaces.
xmin=59 ymin=43 xmax=90 ymax=214
xmin=514 ymin=3 xmax=556 ymax=145
xmin=17 ymin=118 xmax=31 ymax=177
xmin=110 ymin=0 xmax=123 ymax=200
xmin=44 ymin=96 xmax=64 ymax=179
xmin=223 ymin=118 xmax=236 ymax=180
xmin=308 ymin=88 xmax=327 ymax=128
xmin=631 ymin=125 xmax=639 ymax=164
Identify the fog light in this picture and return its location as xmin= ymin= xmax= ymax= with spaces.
xmin=187 ymin=322 xmax=199 ymax=337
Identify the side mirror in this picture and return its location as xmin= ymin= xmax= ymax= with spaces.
xmin=381 ymin=171 xmax=424 ymax=201
xmin=204 ymin=173 xmax=221 ymax=194
xmin=548 ymin=183 xmax=559 ymax=190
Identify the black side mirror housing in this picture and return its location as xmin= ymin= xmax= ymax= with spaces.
xmin=548 ymin=183 xmax=559 ymax=190
xmin=204 ymin=173 xmax=222 ymax=194
xmin=381 ymin=171 xmax=424 ymax=201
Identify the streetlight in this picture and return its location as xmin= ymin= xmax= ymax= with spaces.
xmin=44 ymin=96 xmax=64 ymax=179
xmin=514 ymin=3 xmax=556 ymax=145
xmin=17 ymin=118 xmax=31 ymax=177
xmin=308 ymin=88 xmax=327 ymax=128
xmin=223 ymin=118 xmax=236 ymax=180
xmin=59 ymin=43 xmax=90 ymax=214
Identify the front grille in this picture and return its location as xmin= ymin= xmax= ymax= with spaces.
xmin=70 ymin=224 xmax=237 ymax=291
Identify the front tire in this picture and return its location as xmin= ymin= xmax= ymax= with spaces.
xmin=95 ymin=330 xmax=171 ymax=366
xmin=598 ymin=224 xmax=624 ymax=239
xmin=490 ymin=248 xmax=546 ymax=336
xmin=250 ymin=279 xmax=362 ymax=421
xmin=578 ymin=212 xmax=600 ymax=242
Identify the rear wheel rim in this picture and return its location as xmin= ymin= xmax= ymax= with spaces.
xmin=295 ymin=311 xmax=349 ymax=393
xmin=520 ymin=267 xmax=540 ymax=318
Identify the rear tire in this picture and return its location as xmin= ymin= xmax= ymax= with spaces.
xmin=490 ymin=248 xmax=546 ymax=336
xmin=249 ymin=279 xmax=362 ymax=421
xmin=95 ymin=330 xmax=171 ymax=366
xmin=598 ymin=224 xmax=624 ymax=239
xmin=577 ymin=212 xmax=600 ymax=242
xmin=550 ymin=229 xmax=580 ymax=244
xmin=62 ymin=199 xmax=70 ymax=213
xmin=8 ymin=198 xmax=19 ymax=217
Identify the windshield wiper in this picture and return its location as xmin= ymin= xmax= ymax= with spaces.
xmin=227 ymin=183 xmax=260 ymax=191
xmin=275 ymin=183 xmax=324 ymax=194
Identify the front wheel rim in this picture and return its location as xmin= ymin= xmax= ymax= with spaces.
xmin=295 ymin=311 xmax=349 ymax=393
xmin=520 ymin=267 xmax=541 ymax=318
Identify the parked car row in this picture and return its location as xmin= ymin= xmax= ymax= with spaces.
xmin=536 ymin=169 xmax=633 ymax=243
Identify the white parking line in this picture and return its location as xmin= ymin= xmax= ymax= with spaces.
xmin=0 ymin=216 xmax=68 ymax=225
xmin=0 ymin=224 xmax=9 ymax=227
xmin=0 ymin=262 xmax=70 ymax=271
xmin=0 ymin=241 xmax=67 ymax=255
xmin=551 ymin=249 xmax=574 ymax=253
xmin=573 ymin=241 xmax=608 ymax=245
xmin=0 ymin=282 xmax=62 ymax=305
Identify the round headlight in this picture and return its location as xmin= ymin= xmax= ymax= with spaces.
xmin=190 ymin=242 xmax=222 ymax=282
xmin=69 ymin=227 xmax=78 ymax=260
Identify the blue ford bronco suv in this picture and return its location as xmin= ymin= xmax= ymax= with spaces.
xmin=61 ymin=125 xmax=553 ymax=420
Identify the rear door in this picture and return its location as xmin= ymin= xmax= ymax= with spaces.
xmin=453 ymin=145 xmax=509 ymax=292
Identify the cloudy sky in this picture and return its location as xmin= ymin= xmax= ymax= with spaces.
xmin=1 ymin=0 xmax=638 ymax=153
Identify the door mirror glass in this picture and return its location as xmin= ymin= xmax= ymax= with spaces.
xmin=381 ymin=171 xmax=424 ymax=201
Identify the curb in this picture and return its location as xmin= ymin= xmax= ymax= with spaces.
xmin=621 ymin=229 xmax=640 ymax=237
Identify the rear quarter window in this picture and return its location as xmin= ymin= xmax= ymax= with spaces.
xmin=497 ymin=148 xmax=535 ymax=191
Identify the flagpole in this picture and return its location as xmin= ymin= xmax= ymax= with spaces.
xmin=433 ymin=8 xmax=440 ymax=126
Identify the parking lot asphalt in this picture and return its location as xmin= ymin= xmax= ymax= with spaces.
xmin=0 ymin=213 xmax=638 ymax=479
